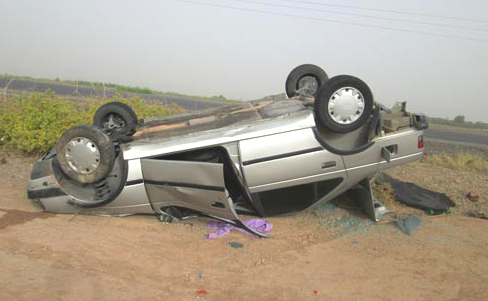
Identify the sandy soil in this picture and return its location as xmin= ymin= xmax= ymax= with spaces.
xmin=1 ymin=154 xmax=488 ymax=301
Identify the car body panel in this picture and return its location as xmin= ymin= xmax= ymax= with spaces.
xmin=239 ymin=127 xmax=346 ymax=191
xmin=122 ymin=109 xmax=315 ymax=160
xmin=33 ymin=182 xmax=154 ymax=216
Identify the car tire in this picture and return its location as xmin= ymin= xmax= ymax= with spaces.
xmin=314 ymin=75 xmax=373 ymax=133
xmin=93 ymin=102 xmax=138 ymax=141
xmin=285 ymin=64 xmax=328 ymax=98
xmin=55 ymin=125 xmax=116 ymax=184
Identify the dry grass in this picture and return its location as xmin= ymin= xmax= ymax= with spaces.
xmin=371 ymin=180 xmax=396 ymax=207
xmin=420 ymin=152 xmax=488 ymax=173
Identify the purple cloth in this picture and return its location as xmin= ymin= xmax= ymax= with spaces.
xmin=205 ymin=219 xmax=273 ymax=239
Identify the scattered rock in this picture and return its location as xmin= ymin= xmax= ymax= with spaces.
xmin=466 ymin=192 xmax=480 ymax=202
xmin=229 ymin=241 xmax=244 ymax=249
xmin=466 ymin=210 xmax=488 ymax=220
xmin=397 ymin=214 xmax=423 ymax=236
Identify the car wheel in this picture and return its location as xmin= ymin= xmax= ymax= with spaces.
xmin=285 ymin=64 xmax=328 ymax=98
xmin=93 ymin=102 xmax=138 ymax=141
xmin=314 ymin=75 xmax=373 ymax=133
xmin=55 ymin=125 xmax=116 ymax=184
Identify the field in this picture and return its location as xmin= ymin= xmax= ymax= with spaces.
xmin=0 ymin=75 xmax=238 ymax=104
xmin=1 ymin=92 xmax=488 ymax=300
xmin=1 ymin=137 xmax=487 ymax=300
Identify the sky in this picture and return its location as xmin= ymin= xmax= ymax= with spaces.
xmin=1 ymin=0 xmax=488 ymax=122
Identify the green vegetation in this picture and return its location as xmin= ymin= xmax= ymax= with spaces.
xmin=1 ymin=74 xmax=239 ymax=103
xmin=0 ymin=91 xmax=184 ymax=154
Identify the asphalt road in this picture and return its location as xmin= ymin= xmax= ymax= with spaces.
xmin=425 ymin=128 xmax=488 ymax=146
xmin=0 ymin=78 xmax=226 ymax=111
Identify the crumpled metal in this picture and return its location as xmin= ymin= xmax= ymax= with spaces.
xmin=205 ymin=219 xmax=273 ymax=239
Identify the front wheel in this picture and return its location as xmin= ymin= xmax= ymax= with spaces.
xmin=314 ymin=75 xmax=373 ymax=133
xmin=55 ymin=125 xmax=116 ymax=183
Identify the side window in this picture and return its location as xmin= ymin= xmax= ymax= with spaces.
xmin=252 ymin=178 xmax=343 ymax=216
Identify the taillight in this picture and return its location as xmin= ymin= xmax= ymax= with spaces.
xmin=418 ymin=135 xmax=424 ymax=149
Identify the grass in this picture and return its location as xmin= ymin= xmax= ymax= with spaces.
xmin=429 ymin=123 xmax=488 ymax=136
xmin=372 ymin=180 xmax=396 ymax=207
xmin=420 ymin=152 xmax=488 ymax=173
xmin=0 ymin=74 xmax=239 ymax=103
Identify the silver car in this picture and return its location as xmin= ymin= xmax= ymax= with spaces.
xmin=27 ymin=65 xmax=427 ymax=237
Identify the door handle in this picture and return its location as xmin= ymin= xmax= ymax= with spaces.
xmin=381 ymin=144 xmax=398 ymax=163
xmin=321 ymin=161 xmax=336 ymax=169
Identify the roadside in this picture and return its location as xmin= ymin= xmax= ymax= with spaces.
xmin=0 ymin=138 xmax=487 ymax=300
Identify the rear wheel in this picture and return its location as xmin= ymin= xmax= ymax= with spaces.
xmin=314 ymin=75 xmax=373 ymax=133
xmin=93 ymin=102 xmax=138 ymax=141
xmin=285 ymin=64 xmax=328 ymax=98
xmin=55 ymin=125 xmax=116 ymax=183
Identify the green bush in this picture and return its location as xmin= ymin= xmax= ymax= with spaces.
xmin=0 ymin=91 xmax=184 ymax=154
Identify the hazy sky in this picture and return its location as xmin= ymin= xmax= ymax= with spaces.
xmin=1 ymin=0 xmax=487 ymax=122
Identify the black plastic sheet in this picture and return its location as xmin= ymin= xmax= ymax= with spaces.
xmin=376 ymin=173 xmax=456 ymax=211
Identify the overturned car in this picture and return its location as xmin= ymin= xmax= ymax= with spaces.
xmin=27 ymin=65 xmax=428 ymax=237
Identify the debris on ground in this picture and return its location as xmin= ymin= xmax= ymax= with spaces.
xmin=376 ymin=172 xmax=456 ymax=211
xmin=397 ymin=214 xmax=424 ymax=235
xmin=313 ymin=201 xmax=375 ymax=238
xmin=196 ymin=290 xmax=208 ymax=295
xmin=466 ymin=192 xmax=480 ymax=202
xmin=229 ymin=241 xmax=244 ymax=249
xmin=205 ymin=219 xmax=272 ymax=239
xmin=466 ymin=210 xmax=488 ymax=220
xmin=425 ymin=209 xmax=450 ymax=216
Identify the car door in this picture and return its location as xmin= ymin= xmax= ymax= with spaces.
xmin=239 ymin=128 xmax=346 ymax=193
xmin=140 ymin=159 xmax=238 ymax=220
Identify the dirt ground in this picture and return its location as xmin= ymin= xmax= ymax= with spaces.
xmin=1 ymin=146 xmax=488 ymax=301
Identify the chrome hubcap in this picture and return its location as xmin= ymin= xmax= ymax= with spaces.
xmin=297 ymin=76 xmax=319 ymax=96
xmin=65 ymin=137 xmax=100 ymax=174
xmin=327 ymin=87 xmax=365 ymax=124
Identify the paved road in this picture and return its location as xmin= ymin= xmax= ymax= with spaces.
xmin=0 ymin=78 xmax=226 ymax=111
xmin=425 ymin=128 xmax=488 ymax=146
